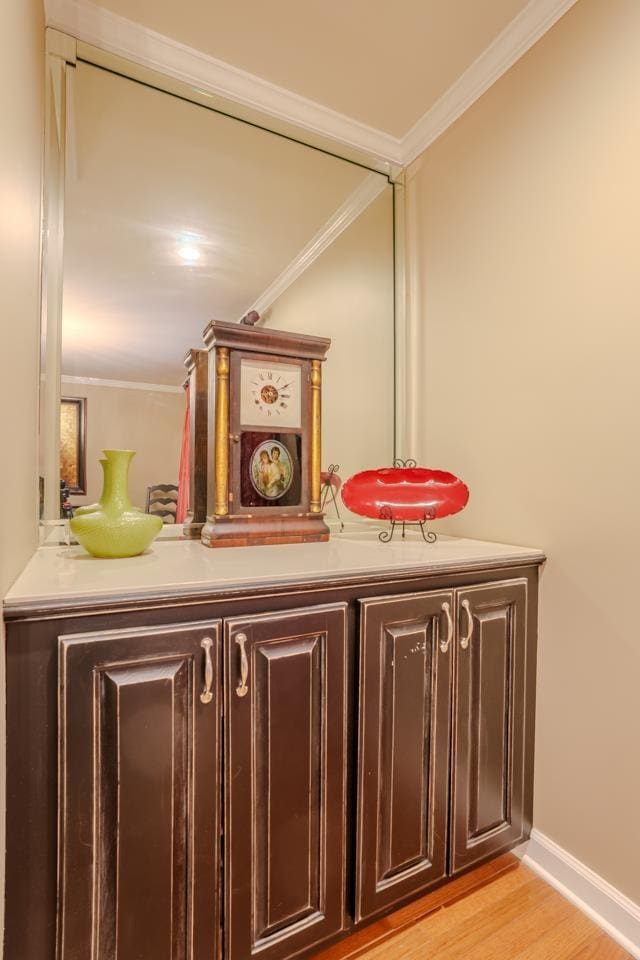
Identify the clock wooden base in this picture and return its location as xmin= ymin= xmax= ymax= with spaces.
xmin=201 ymin=513 xmax=330 ymax=548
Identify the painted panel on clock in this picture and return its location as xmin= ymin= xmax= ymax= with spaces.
xmin=240 ymin=433 xmax=302 ymax=508
xmin=240 ymin=359 xmax=302 ymax=429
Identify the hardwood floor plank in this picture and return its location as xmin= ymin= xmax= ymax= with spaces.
xmin=510 ymin=911 xmax=599 ymax=960
xmin=313 ymin=854 xmax=519 ymax=960
xmin=566 ymin=931 xmax=633 ymax=960
xmin=351 ymin=875 xmax=552 ymax=960
xmin=402 ymin=882 xmax=561 ymax=960
xmin=332 ymin=865 xmax=631 ymax=960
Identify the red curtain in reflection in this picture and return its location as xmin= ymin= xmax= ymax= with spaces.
xmin=176 ymin=387 xmax=190 ymax=524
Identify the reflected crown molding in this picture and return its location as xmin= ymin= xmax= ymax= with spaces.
xmin=44 ymin=0 xmax=404 ymax=166
xmin=45 ymin=0 xmax=578 ymax=168
xmin=244 ymin=173 xmax=388 ymax=320
xmin=61 ymin=375 xmax=184 ymax=394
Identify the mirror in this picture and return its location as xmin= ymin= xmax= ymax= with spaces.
xmin=42 ymin=57 xmax=396 ymax=538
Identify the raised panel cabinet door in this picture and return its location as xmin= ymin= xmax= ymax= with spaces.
xmin=451 ymin=579 xmax=528 ymax=873
xmin=58 ymin=621 xmax=221 ymax=960
xmin=355 ymin=591 xmax=454 ymax=922
xmin=225 ymin=604 xmax=348 ymax=960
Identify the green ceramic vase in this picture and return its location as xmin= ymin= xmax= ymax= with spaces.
xmin=74 ymin=458 xmax=141 ymax=517
xmin=70 ymin=449 xmax=162 ymax=559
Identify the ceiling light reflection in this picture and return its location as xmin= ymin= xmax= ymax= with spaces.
xmin=177 ymin=244 xmax=201 ymax=264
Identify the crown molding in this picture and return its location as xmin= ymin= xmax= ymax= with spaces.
xmin=247 ymin=172 xmax=388 ymax=320
xmin=45 ymin=0 xmax=579 ymax=168
xmin=61 ymin=375 xmax=184 ymax=393
xmin=401 ymin=0 xmax=580 ymax=163
xmin=44 ymin=0 xmax=404 ymax=165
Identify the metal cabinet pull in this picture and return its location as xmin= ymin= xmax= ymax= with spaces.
xmin=440 ymin=601 xmax=453 ymax=653
xmin=235 ymin=633 xmax=249 ymax=698
xmin=460 ymin=599 xmax=473 ymax=650
xmin=200 ymin=637 xmax=214 ymax=704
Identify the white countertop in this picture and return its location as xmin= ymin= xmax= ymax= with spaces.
xmin=4 ymin=524 xmax=544 ymax=614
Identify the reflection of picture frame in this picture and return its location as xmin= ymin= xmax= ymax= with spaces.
xmin=60 ymin=397 xmax=87 ymax=495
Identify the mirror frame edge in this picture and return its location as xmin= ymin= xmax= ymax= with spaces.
xmin=40 ymin=30 xmax=77 ymax=524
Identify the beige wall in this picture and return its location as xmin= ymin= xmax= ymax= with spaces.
xmin=410 ymin=0 xmax=640 ymax=902
xmin=0 ymin=3 xmax=44 ymax=594
xmin=266 ymin=187 xmax=395 ymax=503
xmin=62 ymin=383 xmax=185 ymax=510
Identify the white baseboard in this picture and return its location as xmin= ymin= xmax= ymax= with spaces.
xmin=521 ymin=829 xmax=640 ymax=959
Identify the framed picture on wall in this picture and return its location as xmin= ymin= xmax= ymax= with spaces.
xmin=60 ymin=397 xmax=87 ymax=495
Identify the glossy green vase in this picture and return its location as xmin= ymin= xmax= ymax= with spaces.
xmin=74 ymin=458 xmax=141 ymax=517
xmin=70 ymin=449 xmax=162 ymax=558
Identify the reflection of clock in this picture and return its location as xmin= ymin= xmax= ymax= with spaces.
xmin=240 ymin=359 xmax=302 ymax=428
xmin=201 ymin=320 xmax=331 ymax=548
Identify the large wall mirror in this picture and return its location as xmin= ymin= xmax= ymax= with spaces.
xmin=40 ymin=41 xmax=398 ymax=539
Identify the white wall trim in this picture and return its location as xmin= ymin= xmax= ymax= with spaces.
xmin=61 ymin=375 xmax=184 ymax=394
xmin=401 ymin=0 xmax=579 ymax=163
xmin=45 ymin=0 xmax=578 ymax=169
xmin=522 ymin=829 xmax=640 ymax=959
xmin=44 ymin=0 xmax=403 ymax=165
xmin=246 ymin=172 xmax=388 ymax=320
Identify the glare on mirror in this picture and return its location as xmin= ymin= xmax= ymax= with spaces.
xmin=48 ymin=60 xmax=395 ymax=537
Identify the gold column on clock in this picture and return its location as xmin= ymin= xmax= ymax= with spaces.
xmin=214 ymin=347 xmax=230 ymax=517
xmin=310 ymin=360 xmax=322 ymax=513
xmin=201 ymin=319 xmax=331 ymax=548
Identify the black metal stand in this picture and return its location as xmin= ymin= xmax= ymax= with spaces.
xmin=378 ymin=459 xmax=438 ymax=544
xmin=378 ymin=517 xmax=437 ymax=543
xmin=321 ymin=464 xmax=344 ymax=532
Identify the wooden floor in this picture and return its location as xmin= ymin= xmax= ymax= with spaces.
xmin=348 ymin=865 xmax=631 ymax=960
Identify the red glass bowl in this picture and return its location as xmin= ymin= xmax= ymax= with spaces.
xmin=341 ymin=467 xmax=469 ymax=522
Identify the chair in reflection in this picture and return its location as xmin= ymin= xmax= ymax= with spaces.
xmin=145 ymin=483 xmax=179 ymax=523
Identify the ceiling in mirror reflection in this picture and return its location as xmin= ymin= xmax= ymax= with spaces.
xmin=62 ymin=62 xmax=384 ymax=386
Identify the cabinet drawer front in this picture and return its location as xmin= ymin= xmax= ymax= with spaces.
xmin=58 ymin=621 xmax=221 ymax=960
xmin=225 ymin=603 xmax=348 ymax=960
xmin=355 ymin=591 xmax=453 ymax=922
xmin=451 ymin=579 xmax=528 ymax=873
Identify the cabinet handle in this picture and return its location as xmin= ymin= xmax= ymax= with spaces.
xmin=200 ymin=637 xmax=214 ymax=704
xmin=235 ymin=633 xmax=249 ymax=698
xmin=460 ymin=599 xmax=473 ymax=650
xmin=440 ymin=601 xmax=453 ymax=653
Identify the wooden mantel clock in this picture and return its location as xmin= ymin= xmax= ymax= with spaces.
xmin=201 ymin=319 xmax=331 ymax=547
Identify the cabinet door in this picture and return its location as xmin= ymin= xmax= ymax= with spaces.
xmin=225 ymin=604 xmax=348 ymax=960
xmin=58 ymin=621 xmax=221 ymax=960
xmin=451 ymin=579 xmax=528 ymax=873
xmin=355 ymin=591 xmax=454 ymax=922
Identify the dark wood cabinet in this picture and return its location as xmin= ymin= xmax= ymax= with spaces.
xmin=356 ymin=579 xmax=533 ymax=915
xmin=224 ymin=604 xmax=348 ymax=960
xmin=355 ymin=591 xmax=453 ymax=921
xmin=58 ymin=621 xmax=222 ymax=960
xmin=450 ymin=579 xmax=529 ymax=873
xmin=4 ymin=558 xmax=540 ymax=960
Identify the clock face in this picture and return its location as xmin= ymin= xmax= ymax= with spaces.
xmin=240 ymin=359 xmax=302 ymax=429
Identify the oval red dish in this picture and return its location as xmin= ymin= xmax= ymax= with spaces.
xmin=341 ymin=467 xmax=469 ymax=522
